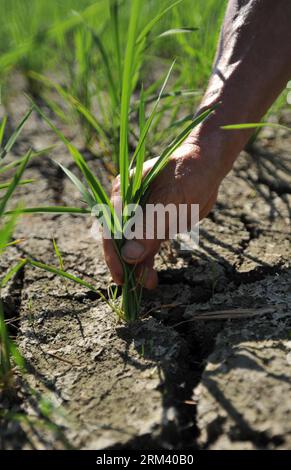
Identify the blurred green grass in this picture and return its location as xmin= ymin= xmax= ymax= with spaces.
xmin=0 ymin=0 xmax=226 ymax=88
xmin=0 ymin=0 xmax=286 ymax=157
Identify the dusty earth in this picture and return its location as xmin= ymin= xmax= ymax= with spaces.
xmin=0 ymin=84 xmax=290 ymax=449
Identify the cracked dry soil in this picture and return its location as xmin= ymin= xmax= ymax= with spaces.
xmin=0 ymin=93 xmax=290 ymax=450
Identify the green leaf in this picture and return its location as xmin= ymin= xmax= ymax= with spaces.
xmin=5 ymin=206 xmax=90 ymax=216
xmin=157 ymin=28 xmax=198 ymax=39
xmin=141 ymin=89 xmax=201 ymax=107
xmin=130 ymin=60 xmax=176 ymax=196
xmin=0 ymin=2 xmax=109 ymax=73
xmin=0 ymin=116 xmax=7 ymax=147
xmin=0 ymin=146 xmax=55 ymax=175
xmin=0 ymin=215 xmax=18 ymax=253
xmin=52 ymin=239 xmax=64 ymax=271
xmin=28 ymin=72 xmax=108 ymax=141
xmin=0 ymin=259 xmax=27 ymax=288
xmin=26 ymin=259 xmax=95 ymax=290
xmin=132 ymin=84 xmax=146 ymax=195
xmin=110 ymin=0 xmax=122 ymax=91
xmin=26 ymin=100 xmax=121 ymax=236
xmin=48 ymin=1 xmax=109 ymax=40
xmin=9 ymin=340 xmax=26 ymax=370
xmin=55 ymin=162 xmax=96 ymax=209
xmin=221 ymin=122 xmax=291 ymax=131
xmin=136 ymin=0 xmax=183 ymax=44
xmin=90 ymin=31 xmax=119 ymax=107
xmin=0 ymin=238 xmax=25 ymax=249
xmin=0 ymin=179 xmax=34 ymax=190
xmin=0 ymin=300 xmax=11 ymax=376
xmin=119 ymin=0 xmax=141 ymax=201
xmin=0 ymin=149 xmax=31 ymax=216
xmin=31 ymin=102 xmax=112 ymax=208
xmin=0 ymin=109 xmax=33 ymax=160
xmin=169 ymin=113 xmax=194 ymax=128
xmin=141 ymin=106 xmax=217 ymax=194
xmin=25 ymin=259 xmax=111 ymax=307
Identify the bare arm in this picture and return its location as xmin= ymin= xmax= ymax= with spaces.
xmin=103 ymin=0 xmax=291 ymax=288
xmin=192 ymin=0 xmax=291 ymax=176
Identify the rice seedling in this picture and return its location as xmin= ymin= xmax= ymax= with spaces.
xmin=0 ymin=111 xmax=85 ymax=400
xmin=0 ymin=300 xmax=26 ymax=389
xmin=0 ymin=107 xmax=120 ymax=392
xmin=18 ymin=1 xmax=215 ymax=323
xmin=0 ymin=110 xmax=34 ymax=389
xmin=28 ymin=0 xmax=204 ymax=173
xmin=1 ymin=1 xmax=217 ymax=323
xmin=1 ymin=297 xmax=71 ymax=446
xmin=0 ymin=0 xmax=108 ymax=93
xmin=0 ymin=110 xmax=55 ymax=389
xmin=0 ymin=111 xmax=117 ymax=318
xmin=0 ymin=299 xmax=12 ymax=388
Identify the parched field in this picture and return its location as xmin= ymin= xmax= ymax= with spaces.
xmin=1 ymin=80 xmax=290 ymax=449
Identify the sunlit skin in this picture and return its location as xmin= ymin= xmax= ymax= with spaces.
xmin=103 ymin=0 xmax=291 ymax=289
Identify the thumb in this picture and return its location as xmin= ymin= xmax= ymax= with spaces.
xmin=121 ymin=238 xmax=160 ymax=264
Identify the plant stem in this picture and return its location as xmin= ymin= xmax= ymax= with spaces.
xmin=122 ymin=263 xmax=141 ymax=322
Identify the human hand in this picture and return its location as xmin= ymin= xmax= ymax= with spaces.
xmin=103 ymin=137 xmax=220 ymax=289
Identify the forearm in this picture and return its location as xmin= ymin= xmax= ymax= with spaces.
xmin=191 ymin=0 xmax=291 ymax=177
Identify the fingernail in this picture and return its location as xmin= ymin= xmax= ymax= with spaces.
xmin=121 ymin=240 xmax=145 ymax=260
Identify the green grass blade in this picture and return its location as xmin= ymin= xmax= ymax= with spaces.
xmin=132 ymin=60 xmax=176 ymax=159
xmin=26 ymin=258 xmax=97 ymax=290
xmin=110 ymin=0 xmax=122 ymax=93
xmin=52 ymin=239 xmax=64 ymax=271
xmin=0 ymin=109 xmax=33 ymax=160
xmin=0 ymin=2 xmax=109 ymax=73
xmin=28 ymin=72 xmax=109 ymax=141
xmin=0 ymin=259 xmax=27 ymax=288
xmin=0 ymin=300 xmax=11 ymax=378
xmin=55 ymin=162 xmax=96 ymax=209
xmin=169 ymin=113 xmax=194 ymax=128
xmin=25 ymin=259 xmax=111 ymax=307
xmin=0 ymin=215 xmax=18 ymax=253
xmin=1 ymin=238 xmax=25 ymax=249
xmin=141 ymin=106 xmax=216 ymax=194
xmin=136 ymin=0 xmax=183 ymax=44
xmin=5 ymin=206 xmax=90 ymax=216
xmin=143 ymin=28 xmax=198 ymax=52
xmin=221 ymin=122 xmax=291 ymax=131
xmin=142 ymin=89 xmax=201 ymax=107
xmin=130 ymin=61 xmax=176 ymax=195
xmin=31 ymin=101 xmax=112 ymax=208
xmin=0 ymin=116 xmax=7 ymax=147
xmin=132 ymin=84 xmax=146 ymax=194
xmin=68 ymin=96 xmax=109 ymax=141
xmin=119 ymin=0 xmax=141 ymax=201
xmin=90 ymin=31 xmax=119 ymax=107
xmin=157 ymin=28 xmax=198 ymax=39
xmin=132 ymin=60 xmax=176 ymax=161
xmin=0 ymin=146 xmax=55 ymax=175
xmin=0 ymin=149 xmax=31 ymax=216
xmin=0 ymin=179 xmax=34 ymax=190
xmin=57 ymin=158 xmax=122 ymax=236
xmin=8 ymin=340 xmax=26 ymax=371
xmin=48 ymin=1 xmax=109 ymax=40
xmin=24 ymin=102 xmax=120 ymax=235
